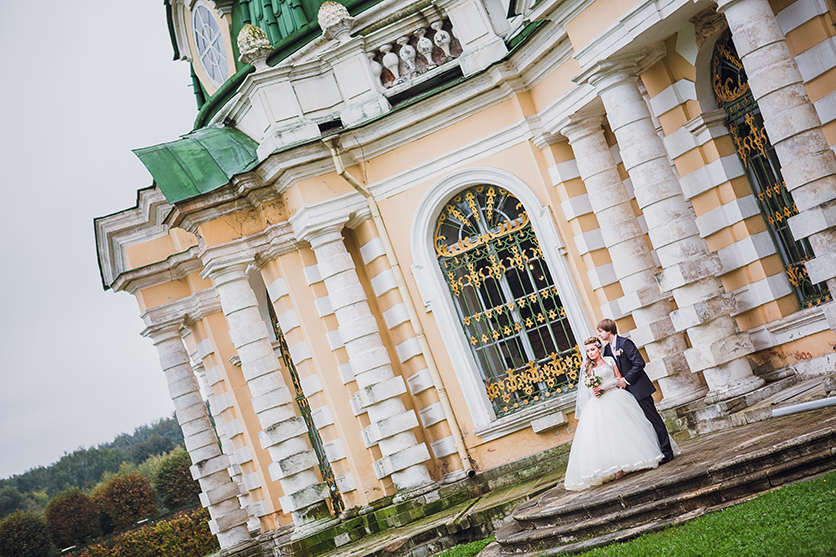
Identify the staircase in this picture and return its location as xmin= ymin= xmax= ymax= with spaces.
xmin=484 ymin=405 xmax=836 ymax=556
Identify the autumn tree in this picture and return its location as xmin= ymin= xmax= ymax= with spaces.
xmin=44 ymin=488 xmax=100 ymax=548
xmin=0 ymin=510 xmax=52 ymax=557
xmin=153 ymin=448 xmax=201 ymax=511
xmin=94 ymin=473 xmax=157 ymax=533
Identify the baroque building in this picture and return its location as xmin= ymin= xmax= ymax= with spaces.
xmin=95 ymin=0 xmax=836 ymax=551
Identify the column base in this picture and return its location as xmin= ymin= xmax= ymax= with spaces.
xmin=392 ymin=479 xmax=438 ymax=504
xmin=654 ymin=364 xmax=708 ymax=410
xmin=290 ymin=515 xmax=340 ymax=541
xmin=703 ymin=373 xmax=765 ymax=405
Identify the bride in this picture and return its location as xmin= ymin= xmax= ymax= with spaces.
xmin=564 ymin=337 xmax=675 ymax=491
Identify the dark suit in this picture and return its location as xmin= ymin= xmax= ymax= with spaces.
xmin=603 ymin=336 xmax=673 ymax=459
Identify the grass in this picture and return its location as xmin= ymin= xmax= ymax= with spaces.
xmin=434 ymin=536 xmax=494 ymax=557
xmin=435 ymin=471 xmax=836 ymax=557
xmin=577 ymin=470 xmax=836 ymax=556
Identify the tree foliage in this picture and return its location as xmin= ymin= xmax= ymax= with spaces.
xmin=0 ymin=485 xmax=29 ymax=518
xmin=94 ymin=474 xmax=158 ymax=533
xmin=129 ymin=435 xmax=175 ymax=465
xmin=0 ymin=510 xmax=52 ymax=557
xmin=153 ymin=448 xmax=201 ymax=511
xmin=0 ymin=414 xmax=185 ymax=504
xmin=73 ymin=508 xmax=218 ymax=557
xmin=44 ymin=488 xmax=101 ymax=549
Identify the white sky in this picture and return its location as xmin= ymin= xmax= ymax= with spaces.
xmin=0 ymin=2 xmax=200 ymax=478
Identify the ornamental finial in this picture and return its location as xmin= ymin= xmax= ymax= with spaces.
xmin=237 ymin=24 xmax=272 ymax=71
xmin=318 ymin=1 xmax=354 ymax=42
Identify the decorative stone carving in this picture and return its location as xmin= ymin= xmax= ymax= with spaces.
xmin=237 ymin=24 xmax=273 ymax=71
xmin=381 ymin=44 xmax=400 ymax=82
xmin=397 ymin=36 xmax=417 ymax=80
xmin=318 ymin=1 xmax=355 ymax=42
xmin=690 ymin=6 xmax=727 ymax=50
xmin=415 ymin=28 xmax=435 ymax=69
xmin=368 ymin=18 xmax=460 ymax=90
xmin=367 ymin=52 xmax=383 ymax=91
xmin=432 ymin=21 xmax=452 ymax=60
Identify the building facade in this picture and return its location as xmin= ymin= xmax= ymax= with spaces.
xmin=95 ymin=0 xmax=836 ymax=549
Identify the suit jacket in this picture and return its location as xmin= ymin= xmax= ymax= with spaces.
xmin=603 ymin=335 xmax=656 ymax=401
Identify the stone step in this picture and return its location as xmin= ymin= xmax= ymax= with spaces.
xmin=488 ymin=408 xmax=836 ymax=555
xmin=663 ymin=375 xmax=804 ymax=437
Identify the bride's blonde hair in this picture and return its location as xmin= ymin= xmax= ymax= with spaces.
xmin=583 ymin=337 xmax=603 ymax=378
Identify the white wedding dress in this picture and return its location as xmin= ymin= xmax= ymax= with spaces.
xmin=564 ymin=357 xmax=673 ymax=491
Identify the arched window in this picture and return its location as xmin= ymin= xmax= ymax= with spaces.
xmin=712 ymin=30 xmax=830 ymax=308
xmin=434 ymin=185 xmax=581 ymax=419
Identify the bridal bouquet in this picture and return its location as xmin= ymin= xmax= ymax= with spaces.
xmin=584 ymin=375 xmax=602 ymax=389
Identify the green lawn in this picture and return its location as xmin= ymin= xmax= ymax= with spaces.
xmin=578 ymin=470 xmax=836 ymax=556
xmin=436 ymin=470 xmax=836 ymax=557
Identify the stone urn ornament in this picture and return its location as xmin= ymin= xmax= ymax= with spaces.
xmin=380 ymin=44 xmax=400 ymax=83
xmin=431 ymin=21 xmax=451 ymax=61
xmin=318 ymin=1 xmax=355 ymax=42
xmin=397 ymin=36 xmax=417 ymax=80
xmin=237 ymin=24 xmax=273 ymax=71
xmin=415 ymin=28 xmax=435 ymax=69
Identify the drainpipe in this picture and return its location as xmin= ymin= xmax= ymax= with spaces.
xmin=324 ymin=137 xmax=476 ymax=478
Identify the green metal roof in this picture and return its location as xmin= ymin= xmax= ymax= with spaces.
xmin=133 ymin=127 xmax=259 ymax=204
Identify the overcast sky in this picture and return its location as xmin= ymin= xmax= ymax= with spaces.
xmin=0 ymin=2 xmax=200 ymax=478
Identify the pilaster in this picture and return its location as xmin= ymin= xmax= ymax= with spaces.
xmin=560 ymin=109 xmax=707 ymax=407
xmin=294 ymin=217 xmax=434 ymax=494
xmin=581 ymin=52 xmax=763 ymax=403
xmin=200 ymin=253 xmax=333 ymax=537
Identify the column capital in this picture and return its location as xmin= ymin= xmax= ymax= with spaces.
xmin=141 ymin=290 xmax=224 ymax=333
xmin=713 ymin=0 xmax=747 ymax=15
xmin=574 ymin=43 xmax=667 ymax=92
xmin=290 ymin=204 xmax=350 ymax=248
xmin=200 ymin=253 xmax=254 ymax=286
xmin=557 ymin=106 xmax=607 ymax=144
xmin=141 ymin=318 xmax=185 ymax=345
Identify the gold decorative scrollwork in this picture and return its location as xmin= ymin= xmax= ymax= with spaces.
xmin=435 ymin=212 xmax=530 ymax=257
xmin=728 ymin=115 xmax=769 ymax=167
xmin=712 ymin=40 xmax=749 ymax=104
xmin=484 ymin=348 xmax=582 ymax=412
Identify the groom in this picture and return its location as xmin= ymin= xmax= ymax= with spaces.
xmin=596 ymin=318 xmax=674 ymax=464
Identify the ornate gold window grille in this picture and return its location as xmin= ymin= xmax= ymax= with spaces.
xmin=712 ymin=30 xmax=831 ymax=308
xmin=435 ymin=185 xmax=580 ymax=418
xmin=265 ymin=296 xmax=344 ymax=515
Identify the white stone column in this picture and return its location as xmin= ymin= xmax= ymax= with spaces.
xmin=201 ymin=259 xmax=333 ymax=536
xmin=192 ymin=359 xmax=259 ymax=532
xmin=303 ymin=226 xmax=434 ymax=493
xmin=144 ymin=322 xmax=250 ymax=549
xmin=560 ymin=109 xmax=708 ymax=406
xmin=582 ymin=54 xmax=764 ymax=403
xmin=717 ymin=0 xmax=836 ymax=323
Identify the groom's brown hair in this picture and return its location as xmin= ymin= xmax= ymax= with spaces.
xmin=596 ymin=318 xmax=617 ymax=334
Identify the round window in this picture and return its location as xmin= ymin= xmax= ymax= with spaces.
xmin=192 ymin=2 xmax=228 ymax=87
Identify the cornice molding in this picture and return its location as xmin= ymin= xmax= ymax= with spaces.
xmin=571 ymin=0 xmax=710 ymax=70
xmin=111 ymin=246 xmax=203 ymax=295
xmin=95 ymin=187 xmax=174 ymax=290
xmin=197 ymin=220 xmax=300 ymax=279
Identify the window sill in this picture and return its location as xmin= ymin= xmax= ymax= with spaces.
xmin=474 ymin=392 xmax=577 ymax=442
